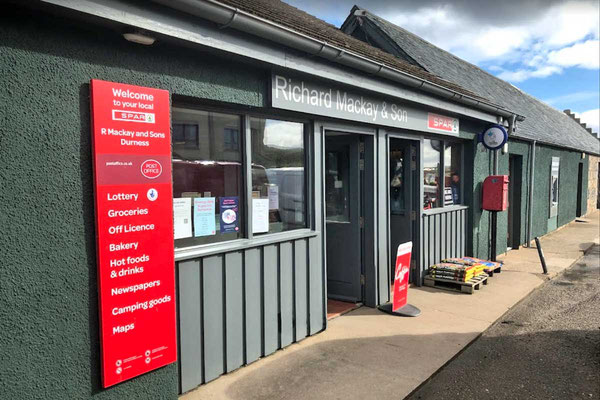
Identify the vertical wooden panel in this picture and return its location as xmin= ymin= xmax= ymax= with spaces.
xmin=446 ymin=212 xmax=452 ymax=260
xmin=420 ymin=215 xmax=426 ymax=276
xmin=244 ymin=248 xmax=262 ymax=364
xmin=225 ymin=252 xmax=243 ymax=372
xmin=419 ymin=216 xmax=424 ymax=275
xmin=438 ymin=214 xmax=443 ymax=263
xmin=294 ymin=239 xmax=308 ymax=341
xmin=279 ymin=242 xmax=294 ymax=348
xmin=178 ymin=260 xmax=202 ymax=392
xmin=428 ymin=215 xmax=435 ymax=268
xmin=203 ymin=255 xmax=224 ymax=382
xmin=308 ymin=236 xmax=324 ymax=334
xmin=461 ymin=210 xmax=467 ymax=256
xmin=440 ymin=214 xmax=446 ymax=261
xmin=263 ymin=245 xmax=278 ymax=355
xmin=451 ymin=211 xmax=457 ymax=258
xmin=457 ymin=210 xmax=462 ymax=257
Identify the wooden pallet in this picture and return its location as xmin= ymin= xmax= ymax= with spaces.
xmin=483 ymin=265 xmax=502 ymax=277
xmin=424 ymin=273 xmax=488 ymax=294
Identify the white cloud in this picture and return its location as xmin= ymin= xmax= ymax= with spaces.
xmin=497 ymin=65 xmax=563 ymax=82
xmin=576 ymin=109 xmax=600 ymax=136
xmin=547 ymin=40 xmax=600 ymax=69
xmin=384 ymin=1 xmax=599 ymax=81
xmin=543 ymin=91 xmax=599 ymax=105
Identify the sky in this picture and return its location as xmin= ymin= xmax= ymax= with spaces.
xmin=281 ymin=0 xmax=600 ymax=134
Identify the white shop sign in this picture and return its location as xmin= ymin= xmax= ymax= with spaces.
xmin=271 ymin=74 xmax=459 ymax=135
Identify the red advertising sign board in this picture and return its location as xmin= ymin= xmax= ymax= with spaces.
xmin=392 ymin=242 xmax=413 ymax=312
xmin=90 ymin=79 xmax=176 ymax=388
xmin=427 ymin=113 xmax=459 ymax=134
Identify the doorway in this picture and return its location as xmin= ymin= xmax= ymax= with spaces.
xmin=325 ymin=132 xmax=364 ymax=303
xmin=576 ymin=162 xmax=583 ymax=217
xmin=389 ymin=138 xmax=419 ymax=284
xmin=507 ymin=155 xmax=523 ymax=249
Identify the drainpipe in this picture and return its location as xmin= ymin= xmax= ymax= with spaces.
xmin=526 ymin=140 xmax=536 ymax=247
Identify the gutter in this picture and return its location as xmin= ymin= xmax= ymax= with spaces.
xmin=153 ymin=0 xmax=525 ymax=122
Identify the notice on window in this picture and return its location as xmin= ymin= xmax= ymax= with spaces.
xmin=173 ymin=198 xmax=192 ymax=239
xmin=268 ymin=185 xmax=279 ymax=210
xmin=89 ymin=79 xmax=176 ymax=388
xmin=220 ymin=197 xmax=239 ymax=233
xmin=252 ymin=198 xmax=269 ymax=233
xmin=194 ymin=197 xmax=216 ymax=237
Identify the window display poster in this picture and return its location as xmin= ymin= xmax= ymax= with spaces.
xmin=268 ymin=185 xmax=279 ymax=210
xmin=252 ymin=198 xmax=269 ymax=233
xmin=220 ymin=196 xmax=239 ymax=233
xmin=194 ymin=197 xmax=216 ymax=237
xmin=173 ymin=198 xmax=192 ymax=239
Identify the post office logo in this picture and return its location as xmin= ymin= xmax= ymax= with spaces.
xmin=140 ymin=160 xmax=162 ymax=179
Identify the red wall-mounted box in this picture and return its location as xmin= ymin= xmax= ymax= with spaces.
xmin=482 ymin=175 xmax=509 ymax=211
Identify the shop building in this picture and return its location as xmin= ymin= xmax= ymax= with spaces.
xmin=1 ymin=1 xmax=598 ymax=399
xmin=342 ymin=6 xmax=600 ymax=257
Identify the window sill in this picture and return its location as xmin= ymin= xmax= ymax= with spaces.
xmin=174 ymin=229 xmax=318 ymax=262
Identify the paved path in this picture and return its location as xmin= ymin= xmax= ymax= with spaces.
xmin=181 ymin=212 xmax=599 ymax=400
xmin=407 ymin=244 xmax=600 ymax=400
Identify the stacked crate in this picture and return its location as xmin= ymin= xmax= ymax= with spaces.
xmin=428 ymin=261 xmax=486 ymax=282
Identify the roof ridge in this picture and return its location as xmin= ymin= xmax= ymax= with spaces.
xmin=217 ymin=0 xmax=489 ymax=101
xmin=357 ymin=7 xmax=527 ymax=93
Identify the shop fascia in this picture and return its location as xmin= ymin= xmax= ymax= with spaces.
xmin=274 ymin=75 xmax=406 ymax=123
xmin=272 ymin=74 xmax=459 ymax=135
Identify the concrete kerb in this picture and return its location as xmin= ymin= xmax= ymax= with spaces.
xmin=403 ymin=227 xmax=600 ymax=400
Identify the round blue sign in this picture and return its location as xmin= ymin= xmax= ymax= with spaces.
xmin=480 ymin=124 xmax=508 ymax=150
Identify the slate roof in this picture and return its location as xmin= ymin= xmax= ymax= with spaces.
xmin=215 ymin=0 xmax=506 ymax=108
xmin=343 ymin=6 xmax=600 ymax=154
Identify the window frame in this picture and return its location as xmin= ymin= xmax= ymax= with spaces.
xmin=422 ymin=136 xmax=464 ymax=210
xmin=171 ymin=104 xmax=313 ymax=256
xmin=248 ymin=115 xmax=310 ymax=237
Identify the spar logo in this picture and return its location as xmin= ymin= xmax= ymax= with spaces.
xmin=427 ymin=113 xmax=459 ymax=134
xmin=141 ymin=160 xmax=162 ymax=179
xmin=112 ymin=110 xmax=155 ymax=124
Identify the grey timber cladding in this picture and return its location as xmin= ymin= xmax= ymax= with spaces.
xmin=421 ymin=207 xmax=468 ymax=272
xmin=177 ymin=237 xmax=324 ymax=394
xmin=345 ymin=7 xmax=600 ymax=154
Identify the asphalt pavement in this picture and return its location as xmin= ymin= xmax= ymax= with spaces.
xmin=407 ymin=244 xmax=600 ymax=400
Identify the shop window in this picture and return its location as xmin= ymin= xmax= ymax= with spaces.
xmin=423 ymin=139 xmax=463 ymax=210
xmin=250 ymin=117 xmax=306 ymax=234
xmin=444 ymin=143 xmax=462 ymax=206
xmin=172 ymin=108 xmax=244 ymax=248
xmin=549 ymin=157 xmax=560 ymax=217
xmin=423 ymin=139 xmax=442 ymax=209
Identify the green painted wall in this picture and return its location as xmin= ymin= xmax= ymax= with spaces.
xmin=0 ymin=9 xmax=265 ymax=400
xmin=467 ymin=132 xmax=588 ymax=260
